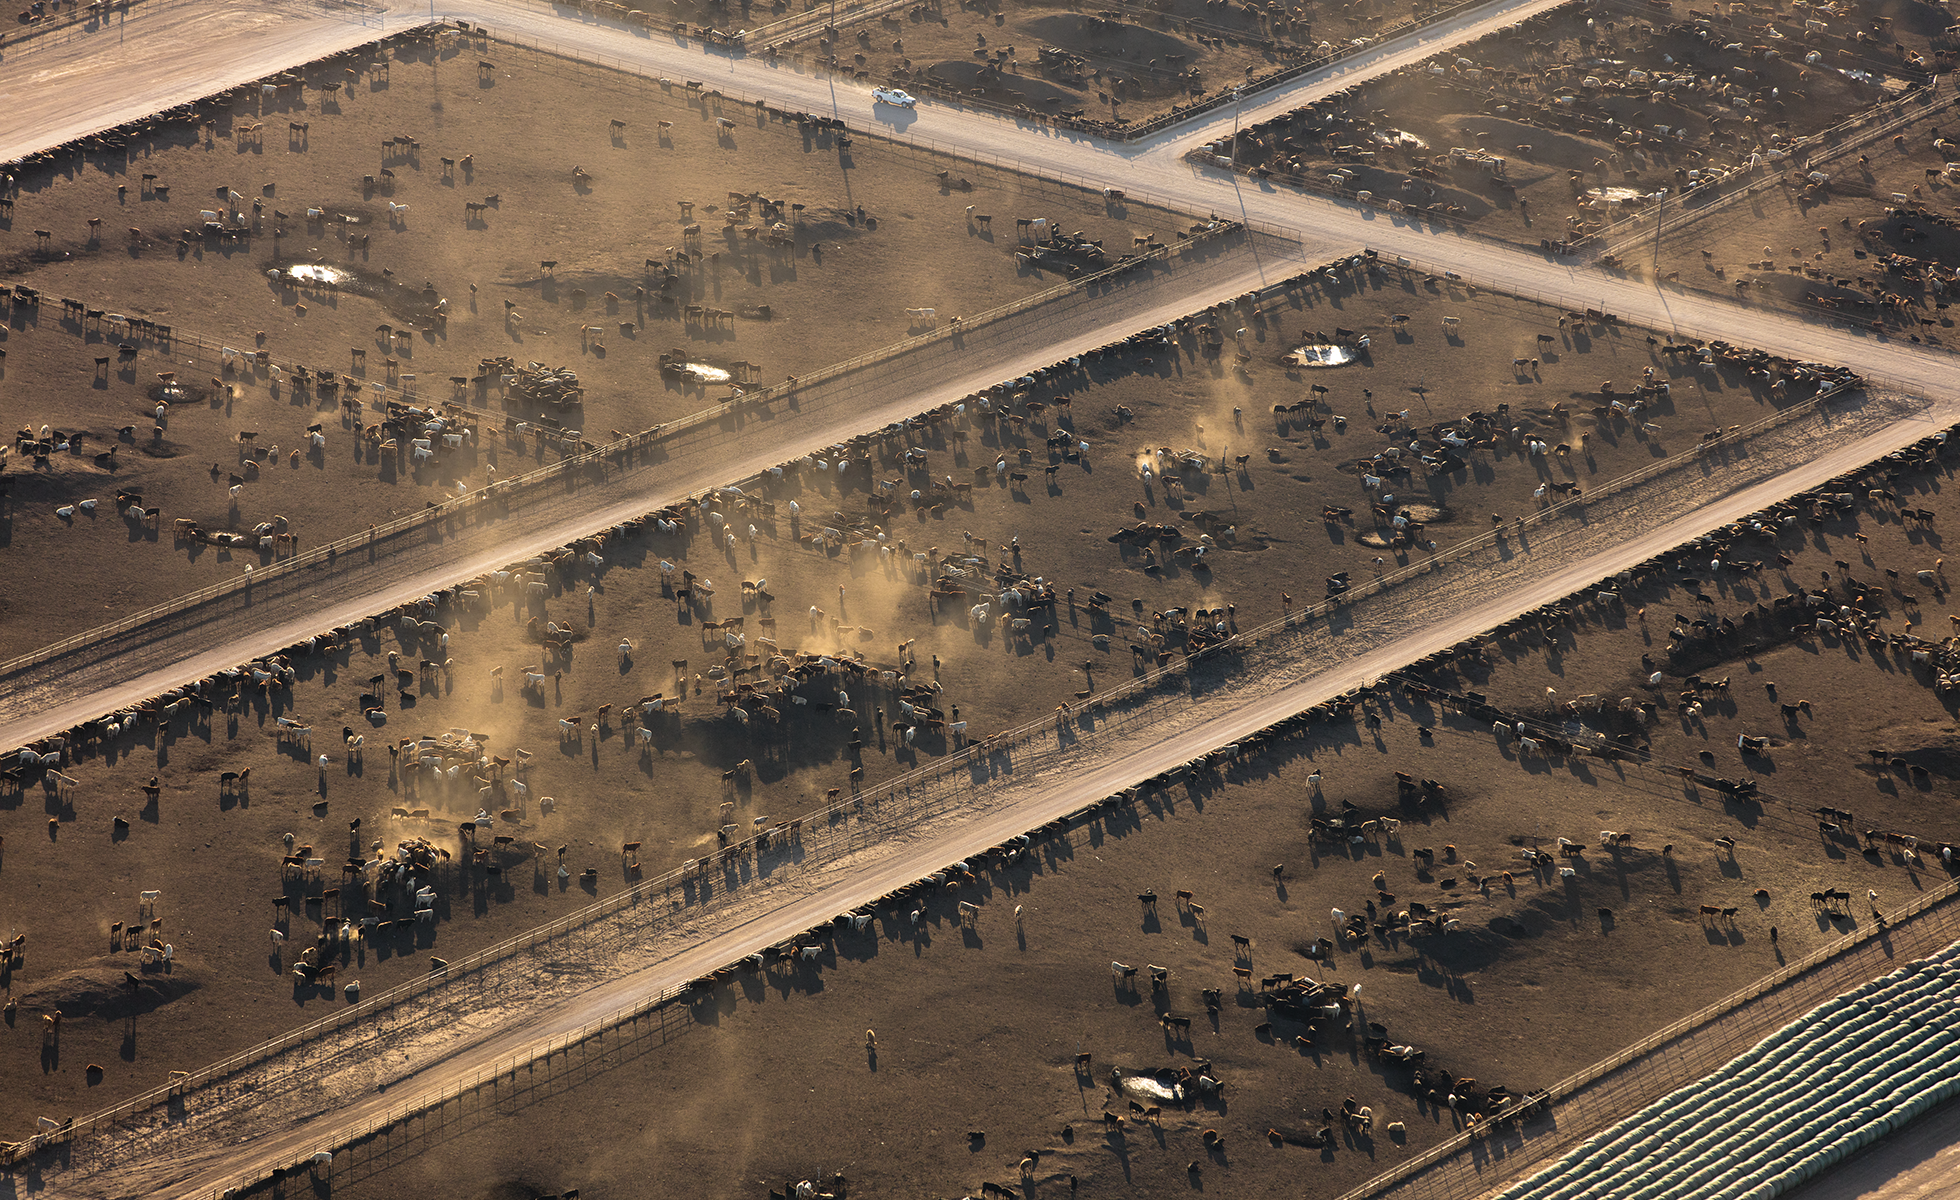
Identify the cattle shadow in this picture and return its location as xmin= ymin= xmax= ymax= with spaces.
xmin=1703 ymin=920 xmax=1746 ymax=947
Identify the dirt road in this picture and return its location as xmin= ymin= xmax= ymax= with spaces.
xmin=0 ymin=0 xmax=388 ymax=159
xmin=3 ymin=0 xmax=1956 ymax=664
xmin=8 ymin=0 xmax=1960 ymax=752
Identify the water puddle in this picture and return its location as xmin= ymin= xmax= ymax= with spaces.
xmin=663 ymin=361 xmax=731 ymax=384
xmin=1586 ymin=186 xmax=1652 ymax=203
xmin=1113 ymin=1070 xmax=1185 ymax=1103
xmin=275 ymin=263 xmax=354 ymax=287
xmin=1373 ymin=129 xmax=1429 ymax=150
xmin=266 ymin=261 xmax=441 ymax=327
xmin=147 ymin=378 xmax=205 ymax=405
xmin=1284 ymin=344 xmax=1356 ymax=368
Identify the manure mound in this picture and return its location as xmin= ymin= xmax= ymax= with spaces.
xmin=19 ymin=963 xmax=204 ymax=1019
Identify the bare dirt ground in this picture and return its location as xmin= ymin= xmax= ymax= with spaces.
xmin=291 ymin=696 xmax=1926 ymax=1200
xmin=681 ymin=0 xmax=1433 ymax=127
xmin=1647 ymin=102 xmax=1960 ymax=344
xmin=1226 ymin=0 xmax=1940 ymax=252
xmin=192 ymin=378 xmax=1960 ymax=1200
xmin=0 ymin=230 xmax=1816 ymax=660
xmin=14 ymin=350 xmax=1945 ymax=1197
xmin=0 ymin=262 xmax=1838 ymax=1142
xmin=1463 ymin=435 xmax=1960 ymax=866
xmin=6 ymin=8 xmax=1958 ymax=1194
xmin=2 ymin=0 xmax=123 ymax=48
xmin=0 ymin=30 xmax=1189 ymax=656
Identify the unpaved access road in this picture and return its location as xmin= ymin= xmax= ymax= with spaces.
xmin=8 ymin=0 xmax=1960 ymax=753
xmin=12 ymin=7 xmax=1960 ymax=1195
xmin=0 ymin=0 xmax=388 ymax=158
xmin=0 ymin=0 xmax=1573 ymax=170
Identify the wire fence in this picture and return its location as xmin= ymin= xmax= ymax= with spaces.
xmin=737 ymin=0 xmax=912 ymax=49
xmin=1195 ymin=50 xmax=1939 ymax=271
xmin=91 ymin=625 xmax=1960 ymax=1197
xmin=0 ymin=235 xmax=1850 ymax=725
xmin=22 ymin=2 xmax=1854 ymax=659
xmin=1189 ymin=146 xmax=1595 ymax=264
xmin=4 ymin=380 xmax=1931 ymax=1198
xmin=1357 ymin=240 xmax=1960 ymax=382
xmin=1078 ymin=0 xmax=1503 ymax=142
xmin=1589 ymin=82 xmax=1960 ymax=347
xmin=210 ymin=974 xmax=705 ymax=1196
xmin=152 ymin=818 xmax=1960 ymax=1200
xmin=748 ymin=0 xmax=1499 ymax=142
xmin=178 ymin=876 xmax=1960 ymax=1200
xmin=0 ymin=283 xmax=1890 ymax=1175
xmin=470 ymin=21 xmax=1303 ymax=245
xmin=1 ymin=18 xmax=1916 ymax=688
xmin=1 ymin=12 xmax=1945 ymax=1182
xmin=0 ymin=0 xmax=1932 ymax=1182
xmin=1593 ymin=0 xmax=1928 ymax=82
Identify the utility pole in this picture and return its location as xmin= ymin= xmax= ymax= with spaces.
xmin=1653 ymin=188 xmax=1665 ymax=270
xmin=1229 ymin=86 xmax=1243 ymax=172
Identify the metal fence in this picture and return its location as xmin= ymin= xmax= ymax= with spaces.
xmin=1366 ymin=239 xmax=1960 ymax=380
xmin=1197 ymin=49 xmax=1938 ymax=267
xmin=1133 ymin=371 xmax=1870 ymax=660
xmin=163 ymin=811 xmax=1960 ymax=1200
xmin=155 ymin=598 xmax=1960 ymax=1197
xmin=472 ymin=0 xmax=1502 ymax=144
xmin=753 ymin=0 xmax=1497 ymax=142
xmin=209 ymin=974 xmax=703 ymax=1196
xmin=737 ymin=0 xmax=911 ymax=50
xmin=1097 ymin=0 xmax=1498 ymax=141
xmin=0 ymin=236 xmax=1842 ymax=711
xmin=2 ymin=2 xmax=1945 ymax=1188
xmin=469 ymin=22 xmax=1299 ymax=245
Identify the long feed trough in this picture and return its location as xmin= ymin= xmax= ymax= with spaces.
xmin=1496 ymin=939 xmax=1960 ymax=1200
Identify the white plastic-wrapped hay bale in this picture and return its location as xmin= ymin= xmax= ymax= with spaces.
xmin=1495 ymin=937 xmax=1960 ymax=1200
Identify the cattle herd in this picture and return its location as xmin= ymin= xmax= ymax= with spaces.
xmin=7 ymin=3 xmax=1960 ymax=1192
xmin=2 ymin=249 xmax=1951 ymax=1197
xmin=1219 ymin=0 xmax=1945 ymax=270
xmin=1 ymin=255 xmax=1943 ymax=1182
